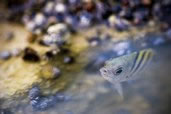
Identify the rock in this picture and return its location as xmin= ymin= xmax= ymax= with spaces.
xmin=47 ymin=23 xmax=68 ymax=35
xmin=34 ymin=13 xmax=46 ymax=27
xmin=113 ymin=41 xmax=130 ymax=56
xmin=0 ymin=51 xmax=11 ymax=60
xmin=55 ymin=3 xmax=67 ymax=14
xmin=108 ymin=15 xmax=130 ymax=31
xmin=52 ymin=67 xmax=61 ymax=79
xmin=44 ymin=1 xmax=55 ymax=15
xmin=64 ymin=56 xmax=74 ymax=64
xmin=79 ymin=12 xmax=92 ymax=28
xmin=45 ymin=49 xmax=58 ymax=59
xmin=26 ymin=21 xmax=36 ymax=32
xmin=29 ymin=86 xmax=41 ymax=100
xmin=11 ymin=48 xmax=22 ymax=57
xmin=88 ymin=36 xmax=101 ymax=47
xmin=22 ymin=47 xmax=40 ymax=62
xmin=30 ymin=92 xmax=69 ymax=111
xmin=31 ymin=96 xmax=57 ymax=111
xmin=27 ymin=33 xmax=38 ymax=43
xmin=42 ymin=23 xmax=70 ymax=46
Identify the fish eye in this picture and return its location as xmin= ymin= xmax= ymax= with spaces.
xmin=115 ymin=67 xmax=123 ymax=75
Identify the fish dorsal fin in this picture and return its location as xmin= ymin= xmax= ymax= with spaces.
xmin=112 ymin=83 xmax=124 ymax=99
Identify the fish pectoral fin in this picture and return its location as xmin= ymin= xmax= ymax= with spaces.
xmin=112 ymin=83 xmax=124 ymax=98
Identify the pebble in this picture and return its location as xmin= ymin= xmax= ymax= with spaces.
xmin=0 ymin=51 xmax=11 ymax=60
xmin=64 ymin=56 xmax=74 ymax=64
xmin=44 ymin=1 xmax=55 ymax=15
xmin=31 ymin=96 xmax=57 ymax=111
xmin=26 ymin=21 xmax=36 ymax=32
xmin=27 ymin=33 xmax=38 ymax=43
xmin=79 ymin=12 xmax=92 ymax=28
xmin=29 ymin=86 xmax=41 ymax=100
xmin=45 ymin=49 xmax=58 ymax=59
xmin=47 ymin=23 xmax=68 ymax=35
xmin=113 ymin=41 xmax=130 ymax=56
xmin=108 ymin=15 xmax=130 ymax=31
xmin=42 ymin=23 xmax=70 ymax=46
xmin=88 ymin=36 xmax=101 ymax=47
xmin=34 ymin=13 xmax=46 ymax=27
xmin=52 ymin=67 xmax=61 ymax=79
xmin=22 ymin=47 xmax=40 ymax=62
xmin=29 ymin=86 xmax=69 ymax=111
xmin=11 ymin=48 xmax=21 ymax=56
xmin=55 ymin=3 xmax=67 ymax=14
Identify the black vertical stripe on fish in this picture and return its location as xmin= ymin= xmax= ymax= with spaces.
xmin=131 ymin=50 xmax=146 ymax=74
xmin=130 ymin=50 xmax=144 ymax=74
xmin=130 ymin=52 xmax=139 ymax=72
xmin=138 ymin=50 xmax=150 ymax=72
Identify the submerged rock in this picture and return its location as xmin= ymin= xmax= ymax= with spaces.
xmin=0 ymin=51 xmax=11 ymax=60
xmin=42 ymin=23 xmax=70 ymax=46
xmin=29 ymin=86 xmax=69 ymax=111
xmin=29 ymin=86 xmax=41 ymax=100
xmin=63 ymin=56 xmax=74 ymax=64
xmin=22 ymin=47 xmax=40 ymax=62
xmin=113 ymin=41 xmax=131 ymax=56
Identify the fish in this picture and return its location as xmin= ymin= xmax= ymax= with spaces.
xmin=100 ymin=48 xmax=154 ymax=97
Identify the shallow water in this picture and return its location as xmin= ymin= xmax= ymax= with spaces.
xmin=11 ymin=40 xmax=171 ymax=114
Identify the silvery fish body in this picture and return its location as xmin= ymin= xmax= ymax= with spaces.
xmin=100 ymin=49 xmax=154 ymax=97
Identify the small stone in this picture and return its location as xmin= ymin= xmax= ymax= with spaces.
xmin=113 ymin=41 xmax=130 ymax=56
xmin=31 ymin=96 xmax=56 ymax=111
xmin=27 ymin=33 xmax=38 ymax=43
xmin=26 ymin=21 xmax=36 ymax=31
xmin=34 ymin=13 xmax=46 ymax=27
xmin=22 ymin=47 xmax=40 ymax=62
xmin=0 ymin=51 xmax=11 ymax=60
xmin=47 ymin=16 xmax=58 ymax=26
xmin=44 ymin=1 xmax=55 ymax=14
xmin=30 ymin=93 xmax=69 ymax=111
xmin=108 ymin=15 xmax=130 ymax=31
xmin=55 ymin=3 xmax=66 ymax=13
xmin=79 ymin=12 xmax=92 ymax=27
xmin=11 ymin=48 xmax=21 ymax=57
xmin=29 ymin=86 xmax=41 ymax=100
xmin=43 ymin=23 xmax=70 ymax=46
xmin=83 ymin=0 xmax=95 ymax=12
xmin=88 ymin=36 xmax=101 ymax=47
xmin=47 ymin=23 xmax=68 ymax=35
xmin=64 ymin=56 xmax=74 ymax=64
xmin=45 ymin=49 xmax=58 ymax=59
xmin=52 ymin=67 xmax=61 ymax=79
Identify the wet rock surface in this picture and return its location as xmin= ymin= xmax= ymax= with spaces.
xmin=0 ymin=0 xmax=171 ymax=114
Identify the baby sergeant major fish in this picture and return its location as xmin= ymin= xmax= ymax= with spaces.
xmin=100 ymin=48 xmax=154 ymax=97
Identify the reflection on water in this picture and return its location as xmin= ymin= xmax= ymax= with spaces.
xmin=12 ymin=41 xmax=171 ymax=114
